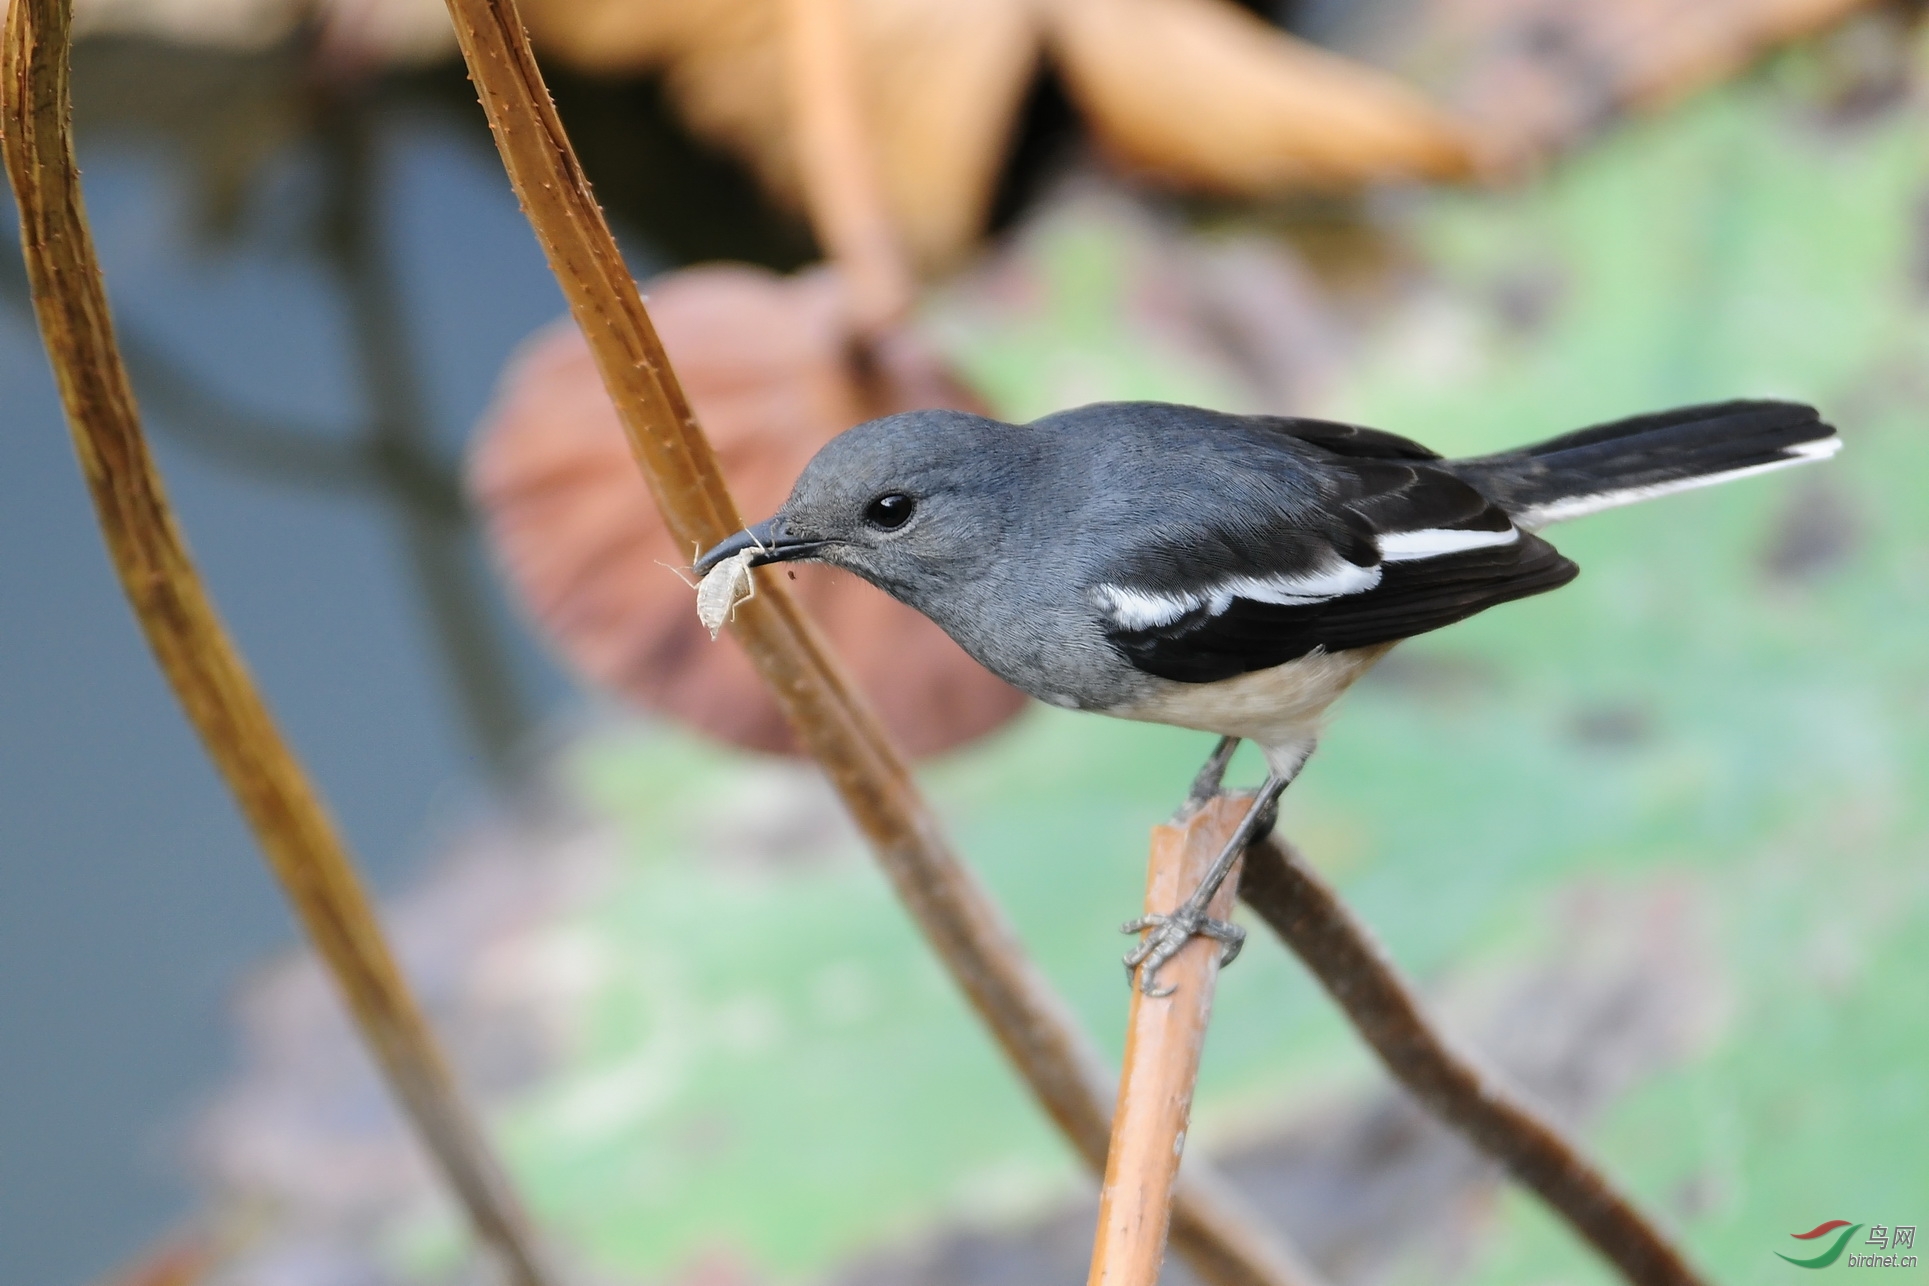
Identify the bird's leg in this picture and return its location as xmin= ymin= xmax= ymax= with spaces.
xmin=1124 ymin=742 xmax=1312 ymax=996
xmin=1179 ymin=735 xmax=1241 ymax=816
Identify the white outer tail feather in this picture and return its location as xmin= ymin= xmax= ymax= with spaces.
xmin=1515 ymin=435 xmax=1841 ymax=530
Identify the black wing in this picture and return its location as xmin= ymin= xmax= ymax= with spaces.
xmin=1095 ymin=457 xmax=1578 ymax=684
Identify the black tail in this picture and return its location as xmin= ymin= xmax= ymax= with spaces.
xmin=1450 ymin=400 xmax=1840 ymax=528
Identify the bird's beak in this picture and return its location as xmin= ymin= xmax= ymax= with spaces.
xmin=693 ymin=517 xmax=827 ymax=575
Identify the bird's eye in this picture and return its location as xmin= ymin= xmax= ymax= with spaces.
xmin=864 ymin=493 xmax=916 ymax=530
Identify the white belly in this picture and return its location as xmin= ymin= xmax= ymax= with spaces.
xmin=1109 ymin=644 xmax=1395 ymax=764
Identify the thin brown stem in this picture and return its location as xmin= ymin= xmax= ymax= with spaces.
xmin=311 ymin=83 xmax=534 ymax=777
xmin=1091 ymin=797 xmax=1258 ymax=1286
xmin=434 ymin=1 xmax=1317 ymax=1282
xmin=1240 ymin=835 xmax=1708 ymax=1286
xmin=778 ymin=0 xmax=916 ymax=336
xmin=0 ymin=7 xmax=555 ymax=1285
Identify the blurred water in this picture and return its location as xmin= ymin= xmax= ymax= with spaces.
xmin=0 ymin=62 xmax=599 ymax=1286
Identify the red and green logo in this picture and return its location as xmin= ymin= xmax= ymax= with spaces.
xmin=1779 ymin=1221 xmax=1862 ymax=1269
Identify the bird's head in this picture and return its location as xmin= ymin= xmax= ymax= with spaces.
xmin=694 ymin=409 xmax=1033 ymax=607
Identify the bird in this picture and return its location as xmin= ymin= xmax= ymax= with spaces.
xmin=695 ymin=399 xmax=1840 ymax=993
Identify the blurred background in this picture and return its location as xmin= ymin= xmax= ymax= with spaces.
xmin=3 ymin=1 xmax=1927 ymax=1283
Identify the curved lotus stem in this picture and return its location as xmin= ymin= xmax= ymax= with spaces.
xmin=0 ymin=5 xmax=556 ymax=1283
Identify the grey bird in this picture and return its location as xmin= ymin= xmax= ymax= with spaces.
xmin=696 ymin=399 xmax=1840 ymax=992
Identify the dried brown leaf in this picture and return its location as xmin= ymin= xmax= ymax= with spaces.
xmin=517 ymin=0 xmax=1471 ymax=265
xmin=470 ymin=264 xmax=1027 ymax=757
xmin=65 ymin=0 xmax=1874 ymax=251
xmin=517 ymin=0 xmax=1038 ymax=270
xmin=1046 ymin=0 xmax=1475 ymax=193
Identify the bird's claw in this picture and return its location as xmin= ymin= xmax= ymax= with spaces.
xmin=1121 ymin=909 xmax=1246 ymax=995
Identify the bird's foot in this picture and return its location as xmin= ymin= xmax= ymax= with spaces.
xmin=1121 ymin=908 xmax=1246 ymax=996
